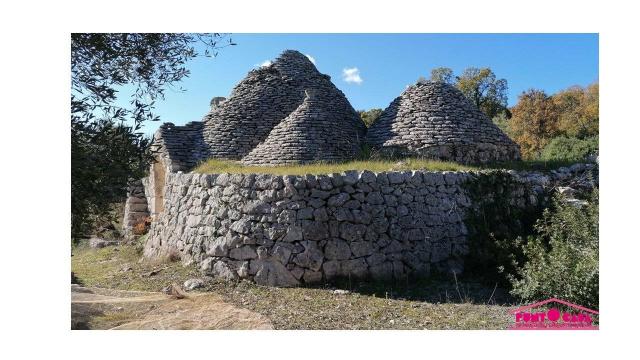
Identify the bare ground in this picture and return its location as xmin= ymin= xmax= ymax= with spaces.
xmin=71 ymin=285 xmax=272 ymax=329
xmin=71 ymin=243 xmax=516 ymax=330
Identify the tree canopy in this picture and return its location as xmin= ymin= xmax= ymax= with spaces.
xmin=456 ymin=67 xmax=508 ymax=119
xmin=358 ymin=108 xmax=383 ymax=127
xmin=429 ymin=67 xmax=454 ymax=84
xmin=506 ymin=82 xmax=599 ymax=159
xmin=553 ymin=83 xmax=599 ymax=138
xmin=509 ymin=89 xmax=560 ymax=158
xmin=71 ymin=33 xmax=234 ymax=239
xmin=428 ymin=66 xmax=509 ymax=119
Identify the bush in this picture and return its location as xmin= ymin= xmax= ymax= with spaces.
xmin=539 ymin=136 xmax=598 ymax=162
xmin=358 ymin=108 xmax=383 ymax=127
xmin=463 ymin=172 xmax=543 ymax=286
xmin=510 ymin=190 xmax=599 ymax=309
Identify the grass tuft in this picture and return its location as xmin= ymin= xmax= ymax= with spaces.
xmin=192 ymin=158 xmax=582 ymax=176
xmin=193 ymin=158 xmax=477 ymax=175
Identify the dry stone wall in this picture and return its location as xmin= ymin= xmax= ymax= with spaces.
xmin=143 ymin=169 xmax=542 ymax=287
xmin=122 ymin=179 xmax=150 ymax=240
xmin=367 ymin=81 xmax=521 ymax=163
xmin=152 ymin=121 xmax=209 ymax=173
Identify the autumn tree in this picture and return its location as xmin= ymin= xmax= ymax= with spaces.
xmin=358 ymin=108 xmax=383 ymax=127
xmin=554 ymin=82 xmax=599 ymax=138
xmin=509 ymin=89 xmax=560 ymax=158
xmin=430 ymin=67 xmax=454 ymax=84
xmin=456 ymin=67 xmax=509 ymax=119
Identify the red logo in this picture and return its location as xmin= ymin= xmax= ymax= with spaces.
xmin=510 ymin=298 xmax=598 ymax=330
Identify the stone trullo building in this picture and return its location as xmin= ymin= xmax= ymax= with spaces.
xmin=147 ymin=50 xmax=366 ymax=173
xmin=122 ymin=50 xmax=532 ymax=287
xmin=241 ymin=87 xmax=365 ymax=165
xmin=124 ymin=50 xmax=368 ymax=231
xmin=366 ymin=81 xmax=521 ymax=163
xmin=204 ymin=50 xmax=366 ymax=164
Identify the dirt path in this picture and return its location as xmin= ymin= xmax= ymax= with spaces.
xmin=72 ymin=245 xmax=515 ymax=329
xmin=71 ymin=285 xmax=273 ymax=330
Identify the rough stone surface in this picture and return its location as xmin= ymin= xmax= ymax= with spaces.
xmin=366 ymin=81 xmax=521 ymax=164
xmin=122 ymin=179 xmax=150 ymax=239
xmin=141 ymin=168 xmax=576 ymax=286
xmin=241 ymin=87 xmax=365 ymax=165
xmin=183 ymin=278 xmax=206 ymax=291
xmin=88 ymin=237 xmax=118 ymax=249
xmin=144 ymin=50 xmax=366 ymax=174
xmin=205 ymin=50 xmax=365 ymax=165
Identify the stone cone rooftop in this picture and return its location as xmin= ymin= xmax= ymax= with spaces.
xmin=366 ymin=81 xmax=521 ymax=163
xmin=242 ymin=88 xmax=365 ymax=165
xmin=202 ymin=50 xmax=365 ymax=163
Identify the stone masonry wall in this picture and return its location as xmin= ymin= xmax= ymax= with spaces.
xmin=152 ymin=121 xmax=209 ymax=173
xmin=143 ymin=169 xmax=542 ymax=287
xmin=122 ymin=179 xmax=150 ymax=240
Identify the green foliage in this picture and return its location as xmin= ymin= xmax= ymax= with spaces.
xmin=71 ymin=33 xmax=234 ymax=129
xmin=426 ymin=67 xmax=509 ymax=119
xmin=506 ymin=82 xmax=598 ymax=159
xmin=71 ymin=33 xmax=233 ymax=240
xmin=358 ymin=108 xmax=383 ymax=127
xmin=553 ymin=83 xmax=599 ymax=138
xmin=71 ymin=120 xmax=151 ymax=238
xmin=456 ymin=67 xmax=509 ymax=119
xmin=510 ymin=190 xmax=599 ymax=309
xmin=509 ymin=89 xmax=559 ymax=159
xmin=430 ymin=67 xmax=454 ymax=84
xmin=462 ymin=172 xmax=544 ymax=286
xmin=540 ymin=136 xmax=599 ymax=162
xmin=492 ymin=112 xmax=512 ymax=136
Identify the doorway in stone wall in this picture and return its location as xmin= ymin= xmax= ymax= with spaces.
xmin=152 ymin=160 xmax=166 ymax=214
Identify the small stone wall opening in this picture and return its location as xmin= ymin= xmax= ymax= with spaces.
xmin=152 ymin=160 xmax=166 ymax=214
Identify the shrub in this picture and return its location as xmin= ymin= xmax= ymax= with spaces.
xmin=510 ymin=190 xmax=599 ymax=309
xmin=463 ymin=172 xmax=543 ymax=286
xmin=358 ymin=108 xmax=383 ymax=127
xmin=539 ymin=136 xmax=598 ymax=162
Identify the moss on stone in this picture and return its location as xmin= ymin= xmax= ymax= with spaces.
xmin=461 ymin=171 xmax=547 ymax=286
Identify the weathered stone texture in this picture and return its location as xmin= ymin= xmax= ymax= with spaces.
xmin=366 ymin=81 xmax=521 ymax=163
xmin=147 ymin=50 xmax=366 ymax=171
xmin=241 ymin=87 xmax=365 ymax=165
xmin=152 ymin=121 xmax=209 ymax=173
xmin=143 ymin=169 xmax=545 ymax=287
xmin=122 ymin=179 xmax=150 ymax=239
xmin=204 ymin=50 xmax=365 ymax=164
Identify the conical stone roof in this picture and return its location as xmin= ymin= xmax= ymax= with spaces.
xmin=242 ymin=88 xmax=365 ymax=165
xmin=203 ymin=50 xmax=365 ymax=162
xmin=366 ymin=81 xmax=521 ymax=163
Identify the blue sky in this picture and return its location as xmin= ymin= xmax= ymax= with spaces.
xmin=125 ymin=33 xmax=598 ymax=136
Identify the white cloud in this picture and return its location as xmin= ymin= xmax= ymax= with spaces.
xmin=342 ymin=67 xmax=363 ymax=85
xmin=305 ymin=54 xmax=316 ymax=65
xmin=256 ymin=60 xmax=272 ymax=68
